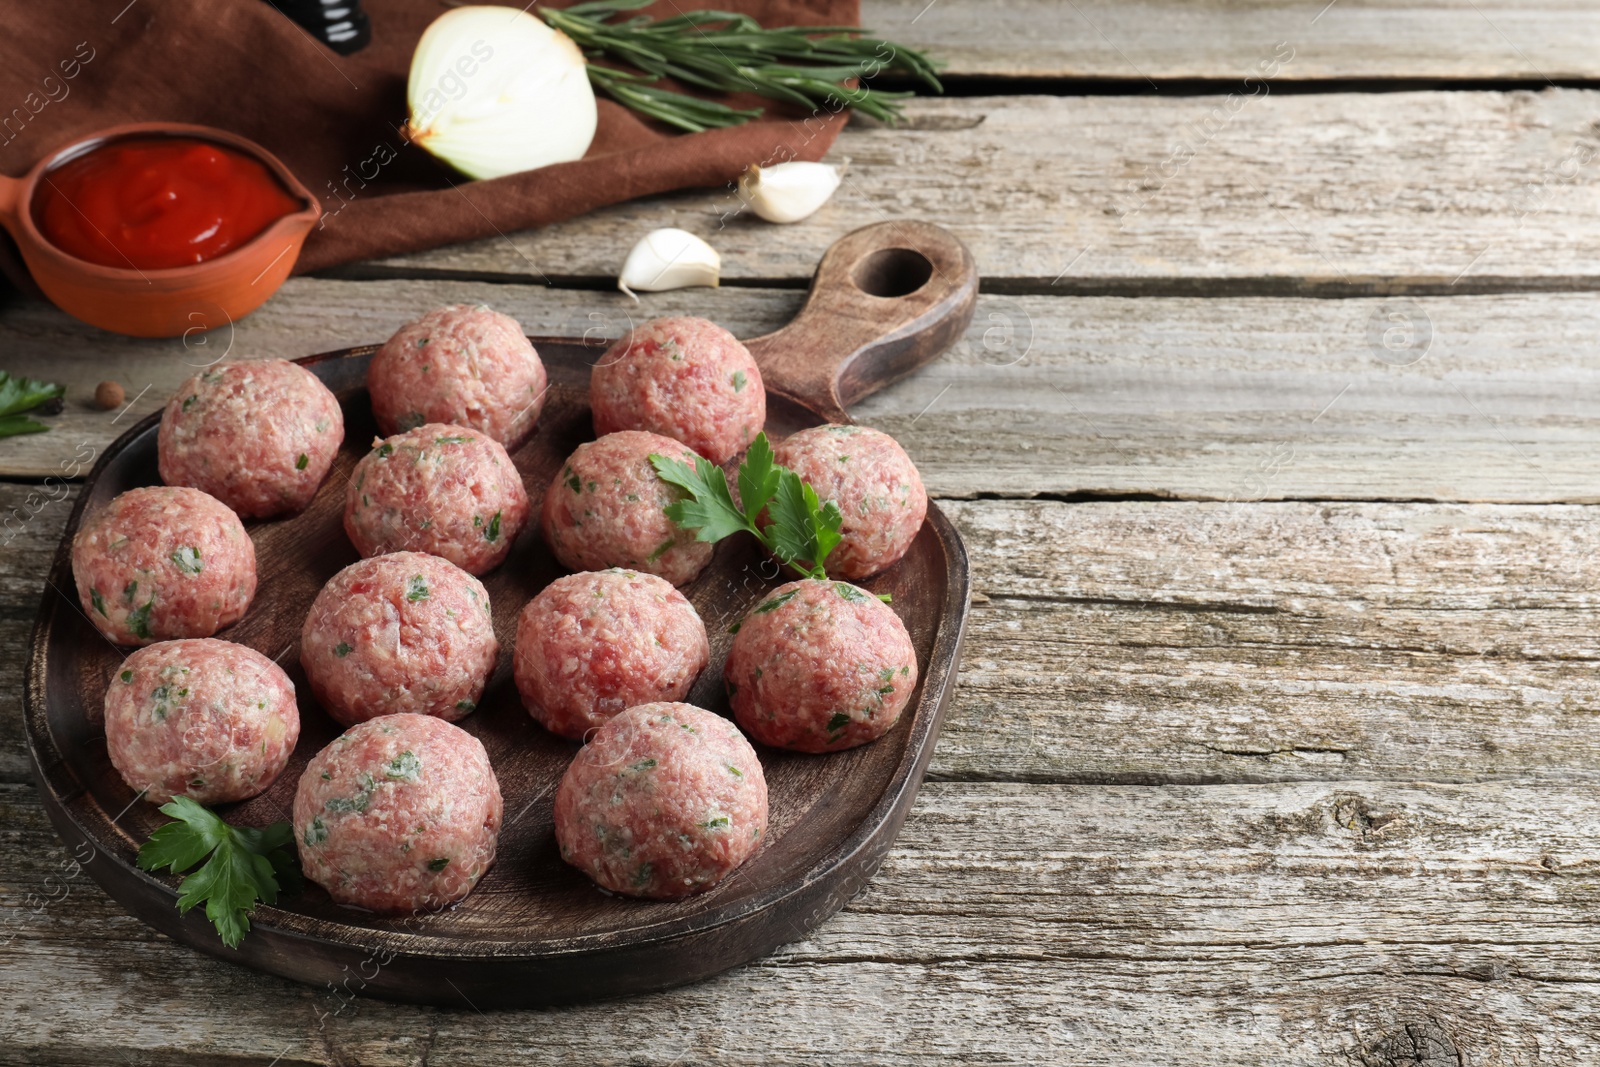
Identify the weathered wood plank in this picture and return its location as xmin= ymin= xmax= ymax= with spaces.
xmin=5 ymin=281 xmax=1599 ymax=502
xmin=859 ymin=289 xmax=1600 ymax=504
xmin=369 ymin=90 xmax=1600 ymax=290
xmin=9 ymin=482 xmax=1600 ymax=788
xmin=0 ymin=620 xmax=35 ymax=783
xmin=4 ymin=779 xmax=1598 ymax=1065
xmin=939 ymin=498 xmax=1600 ymax=784
xmin=864 ymin=0 xmax=1600 ymax=81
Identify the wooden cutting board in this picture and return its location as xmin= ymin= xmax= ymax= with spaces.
xmin=24 ymin=220 xmax=977 ymax=1007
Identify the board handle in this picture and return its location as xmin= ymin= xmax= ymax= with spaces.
xmin=745 ymin=220 xmax=977 ymax=425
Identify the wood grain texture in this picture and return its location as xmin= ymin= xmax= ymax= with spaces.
xmin=5 ymin=778 xmax=1599 ymax=1066
xmin=859 ymin=289 xmax=1600 ymax=504
xmin=364 ymin=91 xmax=1600 ymax=290
xmin=9 ymin=482 xmax=1600 ymax=791
xmin=6 ymin=282 xmax=1600 ymax=503
xmin=863 ymin=0 xmax=1600 ymax=81
xmin=5 ymin=12 xmax=1600 ymax=1046
xmin=938 ymin=498 xmax=1600 ymax=785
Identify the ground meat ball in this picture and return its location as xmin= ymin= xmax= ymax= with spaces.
xmin=105 ymin=638 xmax=299 ymax=804
xmin=301 ymin=552 xmax=497 ymax=726
xmin=773 ymin=425 xmax=927 ymax=580
xmin=514 ymin=569 xmax=710 ymax=740
xmin=554 ymin=702 xmax=767 ymax=899
xmin=158 ymin=360 xmax=344 ymax=518
xmin=725 ymin=579 xmax=919 ymax=753
xmin=590 ymin=316 xmax=766 ymax=464
xmin=294 ymin=713 xmax=502 ymax=913
xmin=541 ymin=431 xmax=712 ymax=587
xmin=72 ymin=486 xmax=256 ymax=646
xmin=369 ymin=304 xmax=548 ymax=445
xmin=344 ymin=423 xmax=529 ymax=575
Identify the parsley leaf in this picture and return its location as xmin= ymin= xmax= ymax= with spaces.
xmin=649 ymin=431 xmax=843 ymax=580
xmin=736 ymin=432 xmax=781 ymax=529
xmin=385 ymin=750 xmax=422 ymax=782
xmin=136 ymin=796 xmax=299 ymax=949
xmin=766 ymin=469 xmax=842 ymax=579
xmin=651 ymin=452 xmax=759 ymax=543
xmin=0 ymin=414 xmax=49 ymax=438
xmin=0 ymin=371 xmax=64 ymax=418
xmin=753 ymin=589 xmax=798 ymax=614
xmin=126 ymin=599 xmax=154 ymax=640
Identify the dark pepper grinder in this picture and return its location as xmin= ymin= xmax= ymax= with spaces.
xmin=267 ymin=0 xmax=372 ymax=54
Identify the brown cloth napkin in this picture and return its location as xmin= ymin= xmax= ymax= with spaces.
xmin=0 ymin=0 xmax=855 ymax=280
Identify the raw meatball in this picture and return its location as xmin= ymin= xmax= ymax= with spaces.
xmin=514 ymin=569 xmax=710 ymax=740
xmin=554 ymin=702 xmax=767 ymax=899
xmin=72 ymin=486 xmax=256 ymax=646
xmin=773 ymin=425 xmax=927 ymax=580
xmin=725 ymin=579 xmax=918 ymax=753
xmin=591 ymin=316 xmax=765 ymax=464
xmin=294 ymin=713 xmax=502 ymax=913
xmin=301 ymin=552 xmax=497 ymax=726
xmin=369 ymin=303 xmax=548 ymax=445
xmin=105 ymin=638 xmax=299 ymax=805
xmin=541 ymin=430 xmax=712 ymax=586
xmin=158 ymin=359 xmax=344 ymax=518
xmin=344 ymin=423 xmax=529 ymax=575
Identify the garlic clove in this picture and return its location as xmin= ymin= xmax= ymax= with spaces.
xmin=736 ymin=161 xmax=842 ymax=224
xmin=405 ymin=6 xmax=597 ymax=181
xmin=618 ymin=229 xmax=722 ymax=301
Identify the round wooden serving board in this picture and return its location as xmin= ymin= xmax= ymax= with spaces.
xmin=24 ymin=221 xmax=977 ymax=1007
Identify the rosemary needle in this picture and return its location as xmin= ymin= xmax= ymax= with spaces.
xmin=540 ymin=1 xmax=944 ymax=131
xmin=585 ymin=66 xmax=763 ymax=133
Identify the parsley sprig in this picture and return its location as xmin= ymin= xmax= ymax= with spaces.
xmin=0 ymin=370 xmax=65 ymax=438
xmin=651 ymin=432 xmax=842 ymax=579
xmin=136 ymin=797 xmax=301 ymax=949
xmin=541 ymin=1 xmax=944 ymax=132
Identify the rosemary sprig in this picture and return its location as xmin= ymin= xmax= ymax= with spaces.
xmin=586 ymin=66 xmax=762 ymax=133
xmin=541 ymin=1 xmax=943 ymax=131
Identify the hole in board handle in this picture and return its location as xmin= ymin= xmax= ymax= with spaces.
xmin=851 ymin=247 xmax=934 ymax=298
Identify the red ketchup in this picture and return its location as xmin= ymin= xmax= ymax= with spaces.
xmin=32 ymin=137 xmax=301 ymax=271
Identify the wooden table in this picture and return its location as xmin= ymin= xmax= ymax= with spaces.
xmin=6 ymin=3 xmax=1600 ymax=1063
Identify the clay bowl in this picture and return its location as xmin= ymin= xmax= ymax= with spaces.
xmin=0 ymin=122 xmax=319 ymax=338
